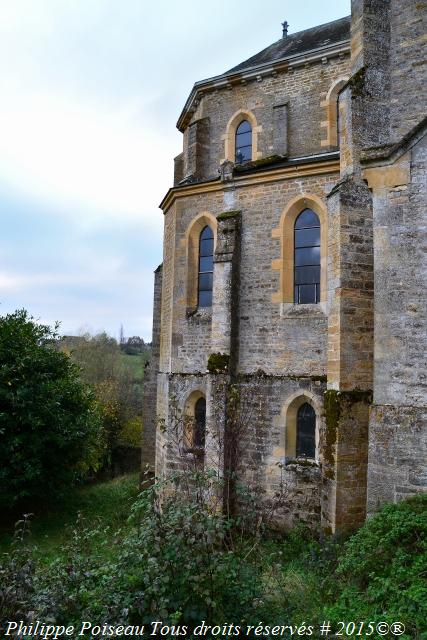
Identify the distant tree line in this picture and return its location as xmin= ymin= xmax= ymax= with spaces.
xmin=58 ymin=331 xmax=151 ymax=477
xmin=0 ymin=310 xmax=151 ymax=512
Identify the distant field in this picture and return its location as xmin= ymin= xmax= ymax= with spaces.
xmin=120 ymin=352 xmax=149 ymax=380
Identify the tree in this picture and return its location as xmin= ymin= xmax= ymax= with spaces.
xmin=0 ymin=310 xmax=102 ymax=510
xmin=58 ymin=331 xmax=146 ymax=475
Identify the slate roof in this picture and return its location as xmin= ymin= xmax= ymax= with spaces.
xmin=225 ymin=16 xmax=350 ymax=74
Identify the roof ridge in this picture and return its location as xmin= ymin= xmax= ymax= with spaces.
xmin=225 ymin=15 xmax=350 ymax=75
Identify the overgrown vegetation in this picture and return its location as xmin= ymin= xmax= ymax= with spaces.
xmin=0 ymin=310 xmax=102 ymax=511
xmin=59 ymin=331 xmax=150 ymax=476
xmin=1 ymin=473 xmax=425 ymax=637
xmin=1 ymin=312 xmax=425 ymax=637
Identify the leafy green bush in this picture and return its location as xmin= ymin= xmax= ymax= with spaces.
xmin=0 ymin=515 xmax=36 ymax=631
xmin=116 ymin=475 xmax=260 ymax=624
xmin=325 ymin=494 xmax=427 ymax=638
xmin=1 ymin=469 xmax=425 ymax=635
xmin=0 ymin=310 xmax=102 ymax=509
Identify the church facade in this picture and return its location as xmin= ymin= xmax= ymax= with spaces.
xmin=143 ymin=0 xmax=427 ymax=532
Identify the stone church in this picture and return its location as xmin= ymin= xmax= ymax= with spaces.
xmin=143 ymin=0 xmax=427 ymax=532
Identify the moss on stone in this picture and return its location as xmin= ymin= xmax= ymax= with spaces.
xmin=234 ymin=155 xmax=284 ymax=172
xmin=349 ymin=66 xmax=366 ymax=98
xmin=285 ymin=458 xmax=319 ymax=468
xmin=207 ymin=352 xmax=230 ymax=373
xmin=324 ymin=390 xmax=340 ymax=477
xmin=217 ymin=210 xmax=241 ymax=222
xmin=323 ymin=389 xmax=373 ymax=478
xmin=311 ymin=375 xmax=327 ymax=383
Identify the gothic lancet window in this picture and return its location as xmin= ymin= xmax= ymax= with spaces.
xmin=235 ymin=120 xmax=252 ymax=164
xmin=198 ymin=225 xmax=214 ymax=307
xmin=296 ymin=403 xmax=316 ymax=458
xmin=294 ymin=208 xmax=321 ymax=304
xmin=194 ymin=397 xmax=206 ymax=448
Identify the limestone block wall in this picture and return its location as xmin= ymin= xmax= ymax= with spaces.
xmin=389 ymin=1 xmax=427 ymax=143
xmin=181 ymin=55 xmax=350 ymax=181
xmin=365 ymin=133 xmax=427 ymax=512
xmin=141 ymin=264 xmax=163 ymax=472
xmin=161 ymin=170 xmax=338 ymax=380
xmin=231 ymin=376 xmax=325 ymax=529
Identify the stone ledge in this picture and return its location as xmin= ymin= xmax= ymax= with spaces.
xmin=284 ymin=457 xmax=320 ymax=469
xmin=280 ymin=302 xmax=327 ymax=318
xmin=185 ymin=307 xmax=212 ymax=322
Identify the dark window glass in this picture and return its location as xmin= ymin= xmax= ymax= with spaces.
xmin=200 ymin=238 xmax=214 ymax=257
xmin=295 ymin=246 xmax=320 ymax=266
xmin=236 ymin=120 xmax=251 ymax=134
xmin=294 ymin=265 xmax=320 ymax=285
xmin=296 ymin=403 xmax=316 ymax=458
xmin=198 ymin=290 xmax=212 ymax=307
xmin=236 ymin=131 xmax=252 ymax=147
xmin=199 ymin=256 xmax=213 ymax=273
xmin=235 ymin=120 xmax=252 ymax=164
xmin=295 ymin=209 xmax=320 ymax=229
xmin=295 ymin=227 xmax=320 ymax=248
xmin=194 ymin=397 xmax=206 ymax=448
xmin=198 ymin=226 xmax=213 ymax=307
xmin=198 ymin=273 xmax=213 ymax=291
xmin=294 ymin=209 xmax=320 ymax=304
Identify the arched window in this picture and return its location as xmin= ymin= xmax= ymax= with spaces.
xmin=198 ymin=226 xmax=214 ymax=307
xmin=194 ymin=397 xmax=206 ymax=448
xmin=235 ymin=120 xmax=252 ymax=164
xmin=296 ymin=403 xmax=316 ymax=458
xmin=294 ymin=209 xmax=320 ymax=304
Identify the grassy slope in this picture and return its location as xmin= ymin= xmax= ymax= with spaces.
xmin=0 ymin=473 xmax=140 ymax=558
xmin=120 ymin=352 xmax=148 ymax=380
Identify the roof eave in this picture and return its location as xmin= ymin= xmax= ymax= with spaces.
xmin=176 ymin=38 xmax=350 ymax=132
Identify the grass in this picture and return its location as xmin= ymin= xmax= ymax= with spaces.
xmin=0 ymin=473 xmax=140 ymax=558
xmin=120 ymin=352 xmax=148 ymax=380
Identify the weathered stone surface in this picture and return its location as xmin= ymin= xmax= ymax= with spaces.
xmin=145 ymin=1 xmax=426 ymax=532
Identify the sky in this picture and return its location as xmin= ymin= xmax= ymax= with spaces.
xmin=0 ymin=0 xmax=350 ymax=341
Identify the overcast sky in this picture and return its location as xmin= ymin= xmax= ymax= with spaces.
xmin=0 ymin=0 xmax=350 ymax=340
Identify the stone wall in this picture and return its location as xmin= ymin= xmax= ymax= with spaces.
xmin=346 ymin=0 xmax=427 ymax=516
xmin=365 ymin=130 xmax=427 ymax=512
xmin=149 ymin=1 xmax=426 ymax=531
xmin=162 ymin=171 xmax=338 ymax=379
xmin=141 ymin=264 xmax=163 ymax=472
xmin=389 ymin=2 xmax=427 ymax=142
xmin=180 ymin=55 xmax=350 ymax=181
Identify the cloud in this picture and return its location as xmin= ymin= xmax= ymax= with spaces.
xmin=0 ymin=92 xmax=175 ymax=225
xmin=0 ymin=0 xmax=350 ymax=337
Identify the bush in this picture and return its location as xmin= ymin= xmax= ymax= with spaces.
xmin=325 ymin=494 xmax=427 ymax=638
xmin=0 ymin=310 xmax=102 ymax=509
xmin=0 ymin=515 xmax=35 ymax=629
xmin=116 ymin=475 xmax=260 ymax=624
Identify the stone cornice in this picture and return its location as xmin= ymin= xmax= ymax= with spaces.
xmin=360 ymin=115 xmax=427 ymax=167
xmin=177 ymin=40 xmax=350 ymax=133
xmin=160 ymin=156 xmax=340 ymax=213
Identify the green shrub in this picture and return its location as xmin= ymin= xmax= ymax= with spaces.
xmin=0 ymin=515 xmax=35 ymax=631
xmin=0 ymin=310 xmax=102 ymax=509
xmin=325 ymin=494 xmax=427 ymax=638
xmin=112 ymin=474 xmax=261 ymax=624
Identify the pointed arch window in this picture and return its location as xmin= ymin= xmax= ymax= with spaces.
xmin=198 ymin=225 xmax=214 ymax=307
xmin=296 ymin=402 xmax=316 ymax=458
xmin=235 ymin=120 xmax=252 ymax=164
xmin=194 ymin=397 xmax=206 ymax=448
xmin=294 ymin=209 xmax=320 ymax=304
